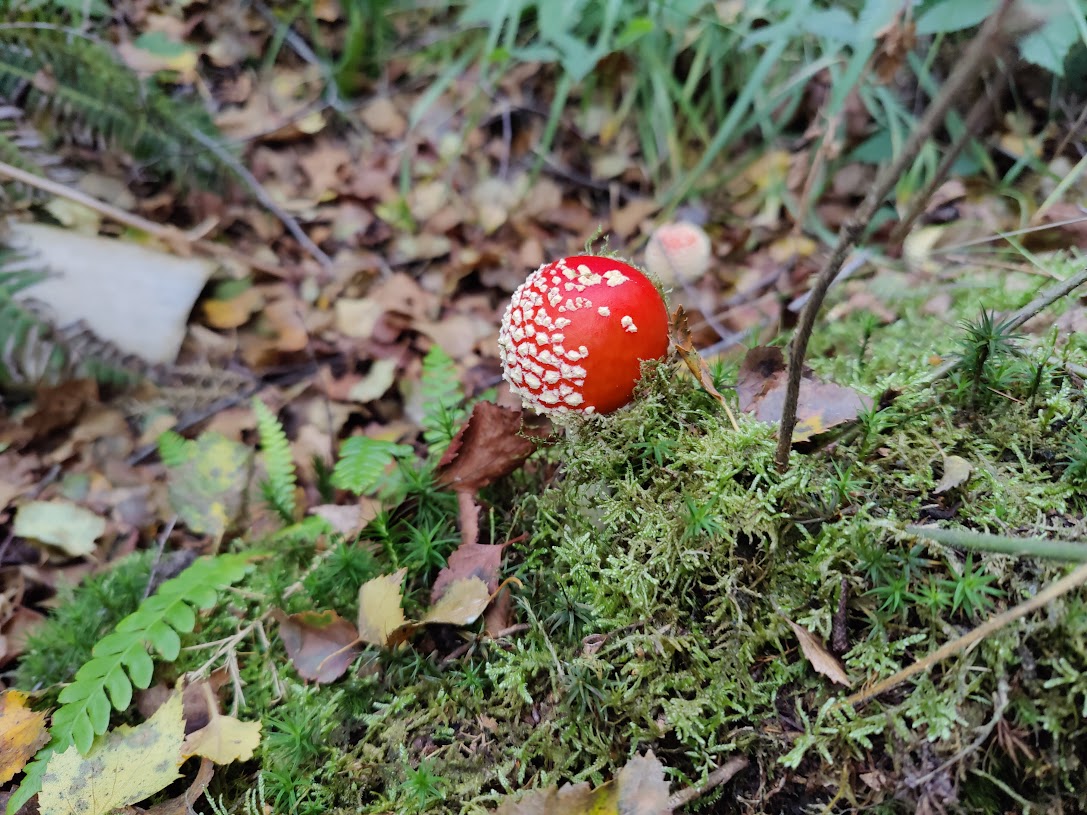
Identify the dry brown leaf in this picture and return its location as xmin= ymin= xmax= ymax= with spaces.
xmin=782 ymin=615 xmax=852 ymax=687
xmin=0 ymin=690 xmax=49 ymax=784
xmin=436 ymin=402 xmax=538 ymax=493
xmin=671 ymin=308 xmax=739 ymax=430
xmin=737 ymin=346 xmax=870 ymax=442
xmin=495 ymin=751 xmax=671 ymax=815
xmin=273 ymin=609 xmax=361 ymax=683
xmin=431 ymin=541 xmax=506 ymax=604
xmin=934 ymin=455 xmax=972 ymax=494
xmin=360 ymin=97 xmax=407 ymax=138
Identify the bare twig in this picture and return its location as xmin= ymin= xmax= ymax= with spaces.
xmin=775 ymin=0 xmax=1018 ymax=471
xmin=181 ymin=124 xmax=334 ymax=269
xmin=0 ymin=158 xmax=291 ymax=277
xmin=667 ymin=756 xmax=749 ymax=810
xmin=888 ymin=73 xmax=1006 ymax=247
xmin=844 ymin=561 xmax=1087 ymax=708
xmin=918 ymin=262 xmax=1087 ymax=387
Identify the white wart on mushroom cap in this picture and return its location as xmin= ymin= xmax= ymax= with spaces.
xmin=498 ymin=255 xmax=670 ymax=415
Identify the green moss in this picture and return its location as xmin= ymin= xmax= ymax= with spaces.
xmin=15 ymin=263 xmax=1087 ymax=813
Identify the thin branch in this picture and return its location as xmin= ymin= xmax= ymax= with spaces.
xmin=667 ymin=756 xmax=749 ymax=810
xmin=0 ymin=159 xmax=291 ymax=277
xmin=774 ymin=0 xmax=1018 ymax=471
xmin=181 ymin=124 xmax=334 ymax=269
xmin=888 ymin=73 xmax=1006 ymax=247
xmin=844 ymin=560 xmax=1087 ymax=708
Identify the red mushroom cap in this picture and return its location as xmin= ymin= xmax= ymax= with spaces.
xmin=498 ymin=255 xmax=669 ymax=416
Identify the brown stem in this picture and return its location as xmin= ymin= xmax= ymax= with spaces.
xmin=888 ymin=72 xmax=1007 ymax=247
xmin=774 ymin=0 xmax=1019 ymax=472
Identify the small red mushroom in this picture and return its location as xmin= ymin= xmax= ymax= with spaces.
xmin=498 ymin=255 xmax=669 ymax=416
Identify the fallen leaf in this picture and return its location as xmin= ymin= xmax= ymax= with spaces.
xmin=495 ymin=750 xmax=671 ymax=815
xmin=782 ymin=615 xmax=852 ymax=687
xmin=436 ymin=402 xmax=537 ymax=492
xmin=203 ymin=286 xmax=265 ymax=330
xmin=737 ymin=346 xmax=871 ymax=442
xmin=421 ymin=577 xmax=490 ymax=627
xmin=182 ymin=714 xmax=261 ymax=764
xmin=14 ymin=499 xmax=106 ymax=557
xmin=349 ymin=358 xmax=398 ymax=403
xmin=671 ymin=307 xmax=739 ymax=429
xmin=0 ymin=690 xmax=49 ymax=784
xmin=357 ymin=569 xmax=408 ymax=647
xmin=934 ymin=455 xmax=972 ymax=494
xmin=431 ymin=542 xmax=506 ymax=603
xmin=39 ymin=689 xmax=185 ymax=815
xmin=164 ymin=432 xmax=253 ymax=537
xmin=360 ymin=97 xmax=406 ymax=138
xmin=273 ymin=608 xmax=361 ymax=683
xmin=334 ymin=298 xmax=384 ymax=340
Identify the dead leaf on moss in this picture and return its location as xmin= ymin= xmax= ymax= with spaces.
xmin=0 ymin=690 xmax=49 ymax=784
xmin=737 ymin=346 xmax=870 ymax=442
xmin=671 ymin=307 xmax=740 ymax=430
xmin=436 ymin=402 xmax=538 ymax=492
xmin=782 ymin=615 xmax=852 ymax=687
xmin=273 ymin=608 xmax=361 ymax=683
xmin=421 ymin=577 xmax=490 ymax=627
xmin=431 ymin=541 xmax=506 ymax=603
xmin=934 ymin=455 xmax=972 ymax=494
xmin=182 ymin=712 xmax=261 ymax=764
xmin=495 ymin=750 xmax=671 ymax=815
xmin=357 ymin=569 xmax=408 ymax=647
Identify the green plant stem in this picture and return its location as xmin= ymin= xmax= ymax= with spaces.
xmin=774 ymin=0 xmax=1018 ymax=472
xmin=907 ymin=525 xmax=1087 ymax=561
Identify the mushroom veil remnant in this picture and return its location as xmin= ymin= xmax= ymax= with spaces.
xmin=498 ymin=255 xmax=670 ymax=416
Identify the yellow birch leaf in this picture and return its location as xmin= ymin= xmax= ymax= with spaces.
xmin=0 ymin=690 xmax=49 ymax=784
xmin=182 ymin=713 xmax=261 ymax=764
xmin=421 ymin=577 xmax=490 ymax=627
xmin=357 ymin=569 xmax=408 ymax=647
xmin=39 ymin=690 xmax=185 ymax=815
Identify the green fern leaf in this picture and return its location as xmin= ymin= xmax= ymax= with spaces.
xmin=7 ymin=552 xmax=256 ymax=815
xmin=419 ymin=346 xmax=466 ymax=455
xmin=156 ymin=430 xmax=194 ymax=468
xmin=331 ymin=437 xmax=413 ymax=496
xmin=252 ymin=398 xmax=297 ymax=522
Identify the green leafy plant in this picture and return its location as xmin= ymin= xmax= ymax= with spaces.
xmin=419 ymin=345 xmax=468 ymax=455
xmin=7 ymin=553 xmax=257 ymax=815
xmin=954 ymin=309 xmax=1023 ymax=406
xmin=254 ymin=398 xmax=298 ymax=523
xmin=0 ymin=24 xmax=232 ymax=187
xmin=331 ymin=437 xmax=414 ymax=496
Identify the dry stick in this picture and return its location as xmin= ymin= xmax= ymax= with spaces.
xmin=918 ymin=261 xmax=1087 ymax=387
xmin=844 ymin=561 xmax=1087 ymax=708
xmin=0 ymin=159 xmax=291 ymax=278
xmin=182 ymin=124 xmax=334 ymax=270
xmin=888 ymin=75 xmax=1004 ymax=247
xmin=774 ymin=0 xmax=1018 ymax=472
xmin=667 ymin=756 xmax=750 ymax=811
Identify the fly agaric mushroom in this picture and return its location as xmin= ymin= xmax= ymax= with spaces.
xmin=644 ymin=221 xmax=711 ymax=286
xmin=498 ymin=255 xmax=669 ymax=415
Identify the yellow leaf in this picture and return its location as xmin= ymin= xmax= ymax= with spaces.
xmin=0 ymin=690 xmax=49 ymax=784
xmin=421 ymin=577 xmax=490 ymax=626
xmin=934 ymin=455 xmax=972 ymax=494
xmin=39 ymin=690 xmax=185 ymax=815
xmin=182 ymin=713 xmax=261 ymax=764
xmin=357 ymin=569 xmax=408 ymax=647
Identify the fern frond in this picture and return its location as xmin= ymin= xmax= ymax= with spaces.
xmin=331 ymin=436 xmax=413 ymax=496
xmin=253 ymin=397 xmax=296 ymax=523
xmin=156 ymin=429 xmax=193 ymax=468
xmin=6 ymin=552 xmax=257 ymax=815
xmin=0 ymin=27 xmax=233 ymax=188
xmin=0 ymin=247 xmax=150 ymax=393
xmin=419 ymin=346 xmax=466 ymax=455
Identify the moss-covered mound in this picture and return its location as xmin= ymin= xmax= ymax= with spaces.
xmin=16 ymin=261 xmax=1087 ymax=813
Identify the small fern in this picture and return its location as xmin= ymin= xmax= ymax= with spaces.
xmin=331 ymin=437 xmax=413 ymax=496
xmin=419 ymin=346 xmax=467 ymax=455
xmin=156 ymin=429 xmax=194 ymax=468
xmin=7 ymin=552 xmax=256 ymax=815
xmin=253 ymin=398 xmax=296 ymax=523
